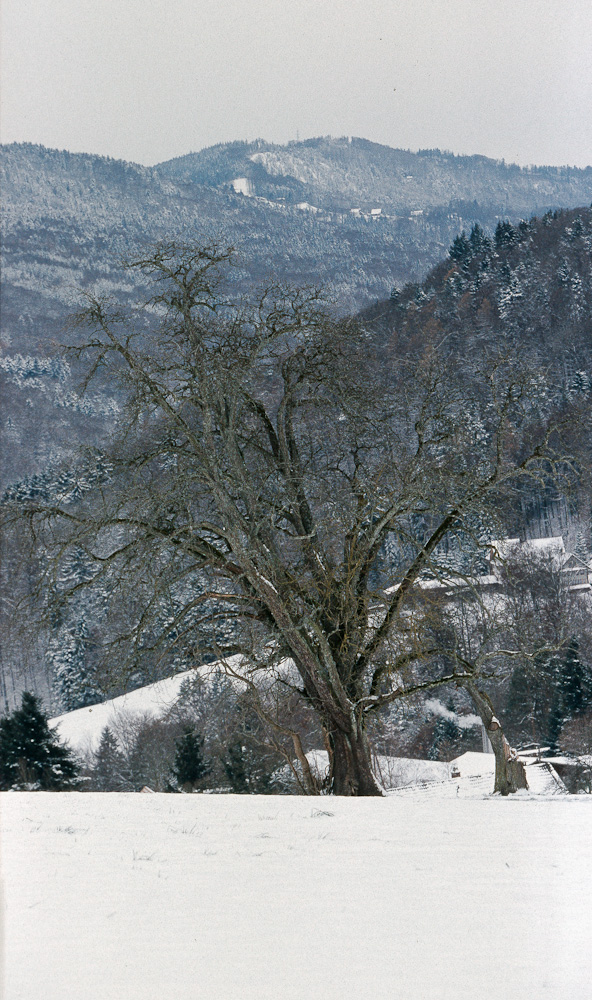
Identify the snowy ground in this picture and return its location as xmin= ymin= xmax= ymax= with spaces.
xmin=2 ymin=793 xmax=591 ymax=1000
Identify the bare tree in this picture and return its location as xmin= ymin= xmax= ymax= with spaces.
xmin=415 ymin=539 xmax=592 ymax=793
xmin=4 ymin=241 xmax=585 ymax=794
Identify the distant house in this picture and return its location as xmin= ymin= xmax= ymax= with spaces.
xmin=296 ymin=202 xmax=321 ymax=213
xmin=487 ymin=536 xmax=591 ymax=592
xmin=560 ymin=552 xmax=591 ymax=589
xmin=380 ymin=534 xmax=591 ymax=606
xmin=403 ymin=749 xmax=587 ymax=796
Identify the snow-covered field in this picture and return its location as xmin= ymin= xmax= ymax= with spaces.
xmin=2 ymin=793 xmax=591 ymax=1000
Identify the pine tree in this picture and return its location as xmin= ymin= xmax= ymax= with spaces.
xmin=47 ymin=547 xmax=104 ymax=712
xmin=170 ymin=726 xmax=211 ymax=792
xmin=547 ymin=640 xmax=592 ymax=750
xmin=428 ymin=700 xmax=462 ymax=760
xmin=494 ymin=220 xmax=517 ymax=249
xmin=468 ymin=222 xmax=491 ymax=256
xmin=48 ymin=619 xmax=101 ymax=713
xmin=547 ymin=695 xmax=564 ymax=753
xmin=222 ymin=736 xmax=275 ymax=793
xmin=0 ymin=692 xmax=79 ymax=790
xmin=573 ymin=527 xmax=590 ymax=560
xmin=560 ymin=639 xmax=586 ymax=719
xmin=449 ymin=231 xmax=470 ymax=262
xmin=507 ymin=652 xmax=560 ymax=745
xmin=92 ymin=726 xmax=130 ymax=791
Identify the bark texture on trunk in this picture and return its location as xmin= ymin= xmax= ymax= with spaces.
xmin=291 ymin=732 xmax=320 ymax=795
xmin=464 ymin=680 xmax=527 ymax=795
xmin=326 ymin=724 xmax=384 ymax=796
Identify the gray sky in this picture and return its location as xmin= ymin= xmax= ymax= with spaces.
xmin=1 ymin=0 xmax=591 ymax=168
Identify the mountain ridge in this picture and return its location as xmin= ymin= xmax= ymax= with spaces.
xmin=2 ymin=138 xmax=591 ymax=495
xmin=156 ymin=135 xmax=592 ymax=215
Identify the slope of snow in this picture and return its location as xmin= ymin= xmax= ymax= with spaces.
xmin=52 ymin=683 xmax=559 ymax=799
xmin=2 ymin=793 xmax=591 ymax=1000
xmin=450 ymin=750 xmax=497 ymax=776
xmin=49 ymin=672 xmax=193 ymax=754
xmin=231 ymin=176 xmax=253 ymax=196
xmin=49 ymin=659 xmax=243 ymax=754
xmin=306 ymin=749 xmax=451 ymax=789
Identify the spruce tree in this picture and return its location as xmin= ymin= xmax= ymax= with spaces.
xmin=560 ymin=639 xmax=586 ymax=719
xmin=428 ymin=700 xmax=462 ymax=761
xmin=0 ymin=692 xmax=79 ymax=790
xmin=222 ymin=736 xmax=275 ymax=793
xmin=47 ymin=547 xmax=104 ymax=712
xmin=547 ymin=695 xmax=564 ymax=753
xmin=507 ymin=652 xmax=559 ymax=745
xmin=449 ymin=231 xmax=470 ymax=262
xmin=468 ymin=222 xmax=491 ymax=256
xmin=494 ymin=220 xmax=517 ymax=249
xmin=170 ymin=726 xmax=211 ymax=791
xmin=546 ymin=641 xmax=592 ymax=750
xmin=92 ymin=726 xmax=130 ymax=791
xmin=48 ymin=619 xmax=101 ymax=713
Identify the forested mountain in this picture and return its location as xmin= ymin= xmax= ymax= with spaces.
xmin=2 ymin=138 xmax=515 ymax=341
xmin=3 ymin=138 xmax=590 ymax=357
xmin=159 ymin=136 xmax=592 ymax=216
xmin=2 ymin=138 xmax=589 ymax=488
xmin=363 ymin=206 xmax=592 ymax=547
xmin=364 ymin=206 xmax=592 ymax=380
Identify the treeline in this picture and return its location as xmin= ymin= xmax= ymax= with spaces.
xmin=0 ymin=673 xmax=316 ymax=794
xmin=366 ymin=205 xmax=592 ymax=371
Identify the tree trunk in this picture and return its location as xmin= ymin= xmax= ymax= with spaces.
xmin=464 ymin=680 xmax=528 ymax=795
xmin=325 ymin=722 xmax=384 ymax=796
xmin=291 ymin=732 xmax=320 ymax=795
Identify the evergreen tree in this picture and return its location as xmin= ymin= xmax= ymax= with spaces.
xmin=546 ymin=641 xmax=592 ymax=750
xmin=507 ymin=652 xmax=560 ymax=745
xmin=428 ymin=700 xmax=462 ymax=760
xmin=47 ymin=547 xmax=104 ymax=712
xmin=468 ymin=222 xmax=491 ymax=256
xmin=559 ymin=639 xmax=590 ymax=719
xmin=170 ymin=726 xmax=211 ymax=791
xmin=222 ymin=736 xmax=276 ymax=793
xmin=48 ymin=619 xmax=102 ymax=713
xmin=0 ymin=692 xmax=79 ymax=790
xmin=494 ymin=220 xmax=517 ymax=249
xmin=573 ymin=527 xmax=590 ymax=560
xmin=92 ymin=726 xmax=130 ymax=791
xmin=547 ymin=695 xmax=564 ymax=753
xmin=449 ymin=231 xmax=470 ymax=262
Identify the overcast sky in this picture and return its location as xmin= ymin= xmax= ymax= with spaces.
xmin=1 ymin=0 xmax=591 ymax=168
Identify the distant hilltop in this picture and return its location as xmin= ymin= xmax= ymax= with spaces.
xmin=157 ymin=135 xmax=592 ymax=217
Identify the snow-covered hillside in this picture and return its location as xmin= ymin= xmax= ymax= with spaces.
xmin=2 ymin=792 xmax=591 ymax=1000
xmin=48 ymin=662 xmax=236 ymax=754
xmin=160 ymin=136 xmax=592 ymax=215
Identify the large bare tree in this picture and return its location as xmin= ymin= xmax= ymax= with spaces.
xmin=5 ymin=242 xmax=584 ymax=794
